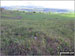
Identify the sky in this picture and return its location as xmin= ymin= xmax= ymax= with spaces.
xmin=1 ymin=1 xmax=74 ymax=10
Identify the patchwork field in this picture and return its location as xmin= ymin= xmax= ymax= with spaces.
xmin=0 ymin=8 xmax=75 ymax=55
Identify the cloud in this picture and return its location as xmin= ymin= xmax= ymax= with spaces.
xmin=1 ymin=1 xmax=74 ymax=10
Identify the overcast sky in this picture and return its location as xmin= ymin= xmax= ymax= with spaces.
xmin=1 ymin=1 xmax=74 ymax=10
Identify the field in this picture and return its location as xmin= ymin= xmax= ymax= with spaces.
xmin=0 ymin=8 xmax=75 ymax=55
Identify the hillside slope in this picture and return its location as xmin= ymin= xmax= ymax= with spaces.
xmin=0 ymin=8 xmax=74 ymax=55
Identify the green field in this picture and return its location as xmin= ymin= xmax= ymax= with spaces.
xmin=0 ymin=8 xmax=75 ymax=55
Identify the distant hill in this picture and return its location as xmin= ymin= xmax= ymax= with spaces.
xmin=1 ymin=6 xmax=72 ymax=13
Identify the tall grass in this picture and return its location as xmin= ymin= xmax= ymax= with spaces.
xmin=0 ymin=9 xmax=74 ymax=55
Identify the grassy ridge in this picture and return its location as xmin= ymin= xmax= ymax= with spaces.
xmin=0 ymin=9 xmax=74 ymax=55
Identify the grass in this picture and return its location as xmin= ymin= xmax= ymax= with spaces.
xmin=0 ymin=8 xmax=74 ymax=55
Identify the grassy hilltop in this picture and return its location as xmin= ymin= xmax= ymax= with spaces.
xmin=0 ymin=8 xmax=75 ymax=55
